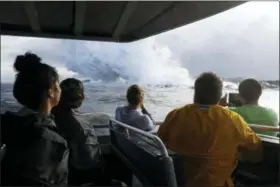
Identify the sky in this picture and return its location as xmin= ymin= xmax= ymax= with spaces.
xmin=1 ymin=1 xmax=279 ymax=83
xmin=155 ymin=1 xmax=279 ymax=79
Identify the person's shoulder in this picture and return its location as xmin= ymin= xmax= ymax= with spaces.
xmin=115 ymin=106 xmax=126 ymax=119
xmin=217 ymin=106 xmax=249 ymax=131
xmin=214 ymin=105 xmax=242 ymax=120
xmin=259 ymin=106 xmax=277 ymax=114
xmin=41 ymin=125 xmax=68 ymax=145
xmin=166 ymin=105 xmax=187 ymax=116
xmin=173 ymin=104 xmax=194 ymax=112
xmin=211 ymin=104 xmax=232 ymax=112
xmin=259 ymin=106 xmax=279 ymax=122
xmin=228 ymin=106 xmax=246 ymax=117
xmin=116 ymin=106 xmax=126 ymax=113
xmin=246 ymin=105 xmax=279 ymax=120
xmin=163 ymin=104 xmax=193 ymax=121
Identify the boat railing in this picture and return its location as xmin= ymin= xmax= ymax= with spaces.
xmin=248 ymin=124 xmax=279 ymax=131
xmin=109 ymin=118 xmax=169 ymax=157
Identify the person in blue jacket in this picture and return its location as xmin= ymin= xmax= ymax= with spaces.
xmin=115 ymin=84 xmax=157 ymax=132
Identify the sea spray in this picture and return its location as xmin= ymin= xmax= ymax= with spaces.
xmin=61 ymin=37 xmax=193 ymax=86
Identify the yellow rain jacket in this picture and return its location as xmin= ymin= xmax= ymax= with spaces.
xmin=158 ymin=104 xmax=261 ymax=187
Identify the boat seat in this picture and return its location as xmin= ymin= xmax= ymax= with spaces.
xmin=109 ymin=120 xmax=177 ymax=187
xmin=121 ymin=134 xmax=186 ymax=186
xmin=235 ymin=136 xmax=279 ymax=185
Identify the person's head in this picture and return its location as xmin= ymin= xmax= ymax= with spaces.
xmin=13 ymin=52 xmax=61 ymax=113
xmin=238 ymin=78 xmax=262 ymax=104
xmin=58 ymin=78 xmax=84 ymax=109
xmin=194 ymin=72 xmax=223 ymax=105
xmin=126 ymin=84 xmax=144 ymax=108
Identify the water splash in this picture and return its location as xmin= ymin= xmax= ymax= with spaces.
xmin=60 ymin=37 xmax=193 ymax=85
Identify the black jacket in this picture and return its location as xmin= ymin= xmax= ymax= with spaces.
xmin=1 ymin=110 xmax=69 ymax=186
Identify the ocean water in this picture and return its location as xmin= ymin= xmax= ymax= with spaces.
xmin=1 ymin=83 xmax=279 ymax=122
xmin=2 ymin=34 xmax=279 ymax=121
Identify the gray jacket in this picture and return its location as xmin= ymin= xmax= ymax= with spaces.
xmin=115 ymin=106 xmax=156 ymax=132
xmin=52 ymin=106 xmax=101 ymax=170
xmin=1 ymin=107 xmax=69 ymax=186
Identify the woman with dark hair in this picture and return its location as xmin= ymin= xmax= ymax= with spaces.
xmin=52 ymin=78 xmax=131 ymax=186
xmin=1 ymin=52 xmax=69 ymax=186
xmin=52 ymin=78 xmax=105 ymax=185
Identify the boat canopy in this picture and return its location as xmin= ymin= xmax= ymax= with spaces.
xmin=0 ymin=1 xmax=244 ymax=42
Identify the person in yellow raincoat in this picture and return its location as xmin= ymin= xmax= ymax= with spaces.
xmin=158 ymin=72 xmax=263 ymax=187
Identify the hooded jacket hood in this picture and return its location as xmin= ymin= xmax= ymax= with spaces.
xmin=2 ymin=110 xmax=57 ymax=141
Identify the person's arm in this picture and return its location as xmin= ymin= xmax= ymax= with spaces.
xmin=157 ymin=109 xmax=177 ymax=144
xmin=141 ymin=105 xmax=156 ymax=123
xmin=235 ymin=114 xmax=263 ymax=163
xmin=137 ymin=115 xmax=155 ymax=132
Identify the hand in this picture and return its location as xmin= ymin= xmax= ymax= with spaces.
xmin=219 ymin=94 xmax=228 ymax=106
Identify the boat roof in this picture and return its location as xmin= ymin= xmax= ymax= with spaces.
xmin=0 ymin=1 xmax=244 ymax=42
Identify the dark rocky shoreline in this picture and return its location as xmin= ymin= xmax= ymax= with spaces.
xmin=224 ymin=78 xmax=279 ymax=89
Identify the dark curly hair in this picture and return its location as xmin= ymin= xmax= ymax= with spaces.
xmin=13 ymin=52 xmax=59 ymax=111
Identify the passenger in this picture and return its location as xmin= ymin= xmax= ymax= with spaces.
xmin=52 ymin=78 xmax=105 ymax=185
xmin=158 ymin=72 xmax=262 ymax=187
xmin=1 ymin=52 xmax=69 ymax=186
xmin=229 ymin=79 xmax=278 ymax=136
xmin=52 ymin=78 xmax=131 ymax=186
xmin=115 ymin=84 xmax=156 ymax=132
